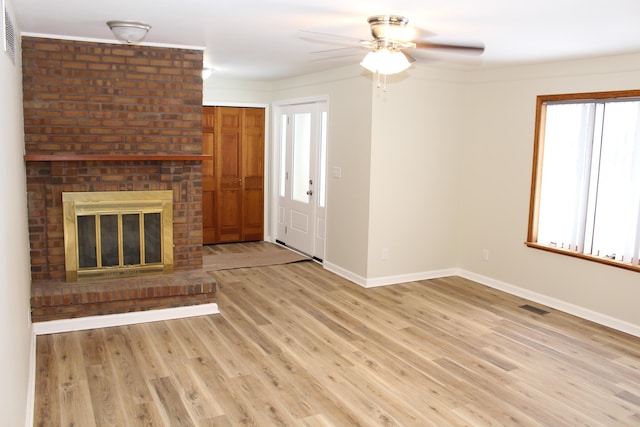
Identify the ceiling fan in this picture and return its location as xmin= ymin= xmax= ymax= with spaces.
xmin=307 ymin=15 xmax=484 ymax=76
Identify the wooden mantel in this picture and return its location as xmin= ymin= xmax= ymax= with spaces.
xmin=24 ymin=154 xmax=209 ymax=162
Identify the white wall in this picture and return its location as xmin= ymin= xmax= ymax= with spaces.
xmin=458 ymin=53 xmax=640 ymax=329
xmin=367 ymin=69 xmax=467 ymax=280
xmin=0 ymin=2 xmax=33 ymax=424
xmin=202 ymin=77 xmax=273 ymax=105
xmin=272 ymin=65 xmax=374 ymax=278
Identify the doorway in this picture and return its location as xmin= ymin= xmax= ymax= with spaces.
xmin=202 ymin=106 xmax=265 ymax=245
xmin=275 ymin=101 xmax=328 ymax=260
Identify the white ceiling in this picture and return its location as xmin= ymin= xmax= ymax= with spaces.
xmin=11 ymin=0 xmax=640 ymax=81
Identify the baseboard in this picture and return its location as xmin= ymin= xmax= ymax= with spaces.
xmin=32 ymin=303 xmax=220 ymax=335
xmin=456 ymin=269 xmax=640 ymax=338
xmin=363 ymin=268 xmax=459 ymax=288
xmin=324 ymin=261 xmax=458 ymax=288
xmin=323 ymin=261 xmax=367 ymax=287
xmin=25 ymin=324 xmax=36 ymax=427
xmin=322 ymin=262 xmax=640 ymax=337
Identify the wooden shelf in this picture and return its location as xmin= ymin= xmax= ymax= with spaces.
xmin=24 ymin=154 xmax=209 ymax=162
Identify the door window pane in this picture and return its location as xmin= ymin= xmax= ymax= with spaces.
xmin=280 ymin=114 xmax=287 ymax=198
xmin=292 ymin=113 xmax=311 ymax=203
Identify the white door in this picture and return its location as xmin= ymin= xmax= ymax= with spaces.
xmin=276 ymin=102 xmax=327 ymax=260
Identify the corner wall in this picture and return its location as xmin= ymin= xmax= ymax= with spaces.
xmin=367 ymin=69 xmax=467 ymax=280
xmin=0 ymin=1 xmax=32 ymax=423
xmin=458 ymin=53 xmax=640 ymax=329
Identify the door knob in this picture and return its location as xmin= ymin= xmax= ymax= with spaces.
xmin=306 ymin=190 xmax=313 ymax=196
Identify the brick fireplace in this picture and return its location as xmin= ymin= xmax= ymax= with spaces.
xmin=22 ymin=37 xmax=216 ymax=321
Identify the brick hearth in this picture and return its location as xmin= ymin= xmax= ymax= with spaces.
xmin=30 ymin=270 xmax=216 ymax=322
xmin=22 ymin=37 xmax=215 ymax=320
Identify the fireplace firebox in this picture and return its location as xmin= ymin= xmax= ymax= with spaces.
xmin=62 ymin=191 xmax=174 ymax=281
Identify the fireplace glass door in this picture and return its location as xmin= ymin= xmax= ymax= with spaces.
xmin=76 ymin=212 xmax=162 ymax=270
xmin=63 ymin=191 xmax=173 ymax=280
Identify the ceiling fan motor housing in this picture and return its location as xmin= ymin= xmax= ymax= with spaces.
xmin=366 ymin=15 xmax=416 ymax=51
xmin=368 ymin=15 xmax=408 ymax=39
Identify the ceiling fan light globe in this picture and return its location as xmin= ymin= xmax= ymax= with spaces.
xmin=360 ymin=49 xmax=411 ymax=75
xmin=360 ymin=51 xmax=379 ymax=73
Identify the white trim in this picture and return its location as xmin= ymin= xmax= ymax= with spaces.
xmin=272 ymin=95 xmax=330 ymax=107
xmin=456 ymin=269 xmax=640 ymax=338
xmin=25 ymin=324 xmax=36 ymax=427
xmin=32 ymin=303 xmax=219 ymax=335
xmin=324 ymin=262 xmax=457 ymax=288
xmin=323 ymin=261 xmax=367 ymax=287
xmin=363 ymin=269 xmax=460 ymax=288
xmin=321 ymin=262 xmax=640 ymax=337
xmin=20 ymin=32 xmax=205 ymax=50
xmin=203 ymin=101 xmax=269 ymax=108
xmin=458 ymin=270 xmax=640 ymax=337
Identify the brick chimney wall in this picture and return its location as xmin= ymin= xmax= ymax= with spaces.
xmin=22 ymin=37 xmax=205 ymax=281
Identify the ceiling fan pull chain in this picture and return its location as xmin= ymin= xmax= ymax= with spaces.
xmin=375 ymin=72 xmax=388 ymax=91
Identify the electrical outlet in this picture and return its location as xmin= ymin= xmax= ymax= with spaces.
xmin=381 ymin=248 xmax=389 ymax=260
xmin=482 ymin=248 xmax=490 ymax=261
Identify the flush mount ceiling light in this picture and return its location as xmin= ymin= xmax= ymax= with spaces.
xmin=107 ymin=20 xmax=151 ymax=44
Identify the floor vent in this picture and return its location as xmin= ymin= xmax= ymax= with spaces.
xmin=3 ymin=1 xmax=16 ymax=65
xmin=519 ymin=304 xmax=550 ymax=315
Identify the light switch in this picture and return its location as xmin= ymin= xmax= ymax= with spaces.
xmin=332 ymin=166 xmax=342 ymax=178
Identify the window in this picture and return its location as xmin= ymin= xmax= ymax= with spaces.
xmin=527 ymin=90 xmax=640 ymax=272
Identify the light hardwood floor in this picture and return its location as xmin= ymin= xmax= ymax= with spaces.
xmin=34 ymin=261 xmax=640 ymax=426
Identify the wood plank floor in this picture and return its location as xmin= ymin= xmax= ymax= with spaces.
xmin=34 ymin=261 xmax=640 ymax=426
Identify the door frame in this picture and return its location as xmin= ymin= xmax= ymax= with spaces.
xmin=271 ymin=95 xmax=329 ymax=259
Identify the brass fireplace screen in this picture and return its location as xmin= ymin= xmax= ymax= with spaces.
xmin=62 ymin=191 xmax=173 ymax=281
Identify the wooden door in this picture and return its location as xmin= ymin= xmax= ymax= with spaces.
xmin=241 ymin=108 xmax=265 ymax=241
xmin=202 ymin=106 xmax=265 ymax=244
xmin=202 ymin=107 xmax=216 ymax=244
xmin=216 ymin=107 xmax=243 ymax=242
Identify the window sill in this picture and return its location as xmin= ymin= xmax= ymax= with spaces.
xmin=525 ymin=242 xmax=640 ymax=274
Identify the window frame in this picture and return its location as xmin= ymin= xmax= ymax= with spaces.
xmin=526 ymin=89 xmax=640 ymax=273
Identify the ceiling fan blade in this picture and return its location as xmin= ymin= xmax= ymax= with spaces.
xmin=299 ymin=29 xmax=363 ymax=42
xmin=414 ymin=41 xmax=485 ymax=54
xmin=402 ymin=51 xmax=417 ymax=63
xmin=300 ymin=36 xmax=360 ymax=48
xmin=412 ymin=27 xmax=437 ymax=39
xmin=309 ymin=52 xmax=366 ymax=63
xmin=310 ymin=45 xmax=365 ymax=55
